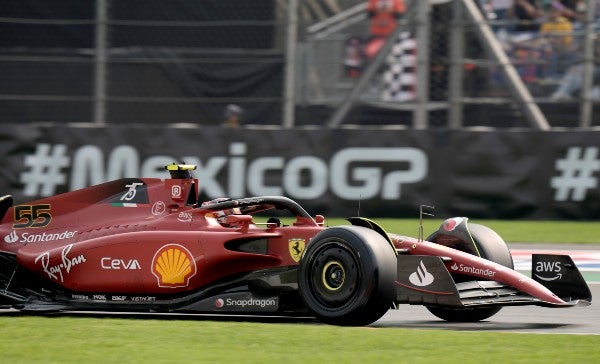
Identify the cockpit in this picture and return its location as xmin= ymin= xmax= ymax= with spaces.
xmin=198 ymin=196 xmax=324 ymax=229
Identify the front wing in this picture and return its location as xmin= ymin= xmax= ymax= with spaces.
xmin=394 ymin=255 xmax=591 ymax=308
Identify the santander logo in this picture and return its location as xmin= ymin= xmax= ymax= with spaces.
xmin=408 ymin=260 xmax=434 ymax=287
xmin=4 ymin=231 xmax=18 ymax=244
xmin=451 ymin=262 xmax=496 ymax=277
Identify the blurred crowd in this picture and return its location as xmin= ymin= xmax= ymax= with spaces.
xmin=340 ymin=0 xmax=599 ymax=102
xmin=481 ymin=0 xmax=600 ymax=100
xmin=481 ymin=0 xmax=592 ymax=31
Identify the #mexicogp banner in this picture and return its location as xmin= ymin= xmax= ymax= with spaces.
xmin=0 ymin=125 xmax=598 ymax=219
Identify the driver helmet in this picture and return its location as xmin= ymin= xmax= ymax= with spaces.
xmin=201 ymin=198 xmax=241 ymax=224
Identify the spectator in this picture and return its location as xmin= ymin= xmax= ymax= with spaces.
xmin=511 ymin=0 xmax=543 ymax=32
xmin=573 ymin=0 xmax=587 ymax=23
xmin=480 ymin=0 xmax=512 ymax=23
xmin=571 ymin=0 xmax=600 ymax=27
xmin=367 ymin=0 xmax=405 ymax=38
xmin=540 ymin=0 xmax=573 ymax=78
xmin=550 ymin=64 xmax=600 ymax=100
xmin=344 ymin=36 xmax=365 ymax=78
xmin=365 ymin=0 xmax=406 ymax=59
xmin=553 ymin=0 xmax=579 ymax=22
xmin=550 ymin=41 xmax=600 ymax=100
xmin=540 ymin=2 xmax=575 ymax=78
xmin=223 ymin=104 xmax=242 ymax=128
xmin=541 ymin=2 xmax=573 ymax=49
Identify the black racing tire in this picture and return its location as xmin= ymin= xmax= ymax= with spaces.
xmin=426 ymin=223 xmax=513 ymax=322
xmin=298 ymin=226 xmax=397 ymax=326
xmin=467 ymin=224 xmax=514 ymax=270
xmin=427 ymin=305 xmax=503 ymax=323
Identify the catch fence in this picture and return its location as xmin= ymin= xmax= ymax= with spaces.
xmin=0 ymin=0 xmax=598 ymax=128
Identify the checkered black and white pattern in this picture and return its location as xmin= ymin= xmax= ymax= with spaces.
xmin=382 ymin=32 xmax=417 ymax=102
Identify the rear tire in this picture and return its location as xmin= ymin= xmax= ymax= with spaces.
xmin=298 ymin=226 xmax=396 ymax=326
xmin=426 ymin=223 xmax=513 ymax=322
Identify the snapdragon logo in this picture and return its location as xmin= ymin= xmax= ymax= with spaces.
xmin=216 ymin=297 xmax=277 ymax=309
xmin=69 ymin=143 xmax=428 ymax=201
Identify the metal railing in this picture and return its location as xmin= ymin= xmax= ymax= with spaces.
xmin=1 ymin=0 xmax=598 ymax=129
xmin=300 ymin=0 xmax=599 ymax=129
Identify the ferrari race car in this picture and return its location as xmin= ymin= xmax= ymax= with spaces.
xmin=0 ymin=164 xmax=591 ymax=325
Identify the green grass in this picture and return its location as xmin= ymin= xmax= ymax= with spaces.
xmin=323 ymin=218 xmax=600 ymax=244
xmin=0 ymin=316 xmax=598 ymax=363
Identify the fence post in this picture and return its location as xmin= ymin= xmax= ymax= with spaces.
xmin=93 ymin=0 xmax=108 ymax=125
xmin=448 ymin=0 xmax=464 ymax=129
xmin=579 ymin=0 xmax=596 ymax=128
xmin=414 ymin=0 xmax=430 ymax=129
xmin=283 ymin=0 xmax=298 ymax=129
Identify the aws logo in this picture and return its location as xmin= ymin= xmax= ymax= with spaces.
xmin=151 ymin=244 xmax=197 ymax=288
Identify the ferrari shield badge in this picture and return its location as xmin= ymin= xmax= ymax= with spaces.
xmin=288 ymin=238 xmax=306 ymax=262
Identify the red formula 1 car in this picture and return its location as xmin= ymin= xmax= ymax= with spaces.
xmin=0 ymin=164 xmax=591 ymax=325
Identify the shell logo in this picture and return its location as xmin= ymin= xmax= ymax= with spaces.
xmin=151 ymin=244 xmax=197 ymax=288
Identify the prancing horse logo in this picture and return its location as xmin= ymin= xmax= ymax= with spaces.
xmin=288 ymin=238 xmax=306 ymax=262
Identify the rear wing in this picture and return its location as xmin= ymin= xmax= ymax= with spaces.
xmin=532 ymin=254 xmax=592 ymax=304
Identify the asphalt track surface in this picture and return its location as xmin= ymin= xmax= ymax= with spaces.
xmin=2 ymin=290 xmax=597 ymax=335
xmin=1 ymin=245 xmax=598 ymax=334
xmin=373 ymin=283 xmax=599 ymax=334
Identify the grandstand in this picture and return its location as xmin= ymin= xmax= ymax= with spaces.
xmin=0 ymin=0 xmax=597 ymax=128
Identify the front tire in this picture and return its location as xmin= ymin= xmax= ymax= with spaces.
xmin=426 ymin=223 xmax=513 ymax=322
xmin=298 ymin=226 xmax=396 ymax=326
xmin=427 ymin=305 xmax=503 ymax=323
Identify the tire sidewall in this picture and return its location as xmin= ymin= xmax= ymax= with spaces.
xmin=298 ymin=226 xmax=396 ymax=325
xmin=426 ymin=223 xmax=513 ymax=322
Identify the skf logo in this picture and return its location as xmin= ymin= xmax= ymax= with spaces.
xmin=288 ymin=238 xmax=305 ymax=262
xmin=151 ymin=244 xmax=197 ymax=288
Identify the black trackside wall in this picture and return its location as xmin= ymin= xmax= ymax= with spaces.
xmin=1 ymin=125 xmax=598 ymax=220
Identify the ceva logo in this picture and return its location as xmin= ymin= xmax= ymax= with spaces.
xmin=408 ymin=260 xmax=434 ymax=287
